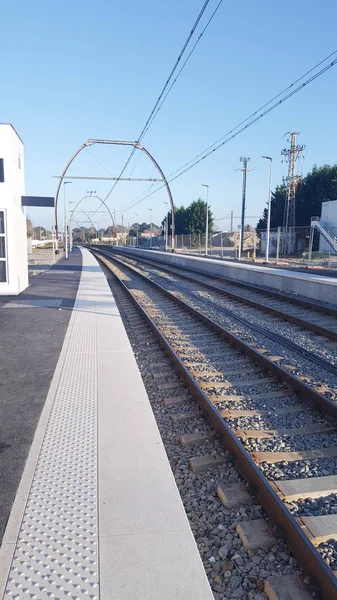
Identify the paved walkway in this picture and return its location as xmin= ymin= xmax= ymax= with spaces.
xmin=0 ymin=249 xmax=82 ymax=543
xmin=0 ymin=248 xmax=212 ymax=600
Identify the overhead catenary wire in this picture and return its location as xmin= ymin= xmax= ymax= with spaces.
xmin=126 ymin=0 xmax=225 ymax=181
xmin=91 ymin=0 xmax=214 ymax=216
xmin=113 ymin=49 xmax=337 ymax=218
xmin=135 ymin=0 xmax=224 ymax=143
xmin=117 ymin=49 xmax=337 ymax=217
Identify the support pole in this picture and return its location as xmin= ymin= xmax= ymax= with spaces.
xmin=308 ymin=224 xmax=314 ymax=268
xmin=262 ymin=156 xmax=273 ymax=263
xmin=201 ymin=183 xmax=209 ymax=255
xmin=238 ymin=226 xmax=242 ymax=260
xmin=276 ymin=226 xmax=281 ymax=264
xmin=239 ymin=157 xmax=250 ymax=256
xmin=63 ymin=182 xmax=71 ymax=259
xmin=52 ymin=226 xmax=55 ymax=264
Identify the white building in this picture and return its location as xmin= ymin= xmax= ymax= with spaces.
xmin=0 ymin=124 xmax=28 ymax=294
xmin=318 ymin=200 xmax=337 ymax=254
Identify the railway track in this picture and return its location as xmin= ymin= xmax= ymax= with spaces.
xmin=110 ymin=248 xmax=337 ymax=336
xmin=91 ymin=247 xmax=337 ymax=599
xmin=100 ymin=248 xmax=337 ymax=389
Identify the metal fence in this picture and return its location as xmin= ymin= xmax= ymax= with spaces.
xmin=125 ymin=226 xmax=337 ymax=270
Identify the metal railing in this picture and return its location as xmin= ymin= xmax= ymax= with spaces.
xmin=311 ymin=216 xmax=337 ymax=252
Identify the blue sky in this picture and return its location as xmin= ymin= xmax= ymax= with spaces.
xmin=1 ymin=0 xmax=337 ymax=231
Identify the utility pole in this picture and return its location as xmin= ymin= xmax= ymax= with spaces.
xmin=238 ymin=157 xmax=251 ymax=257
xmin=262 ymin=156 xmax=273 ymax=263
xmin=202 ymin=184 xmax=209 ymax=255
xmin=230 ymin=210 xmax=233 ymax=232
xmin=121 ymin=214 xmax=124 ymax=245
xmin=63 ymin=181 xmax=72 ymax=259
xmin=281 ymin=132 xmax=305 ymax=254
xmin=163 ymin=201 xmax=168 ymax=251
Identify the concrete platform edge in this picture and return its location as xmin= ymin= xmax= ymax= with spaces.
xmin=114 ymin=247 xmax=337 ymax=305
xmin=0 ymin=248 xmax=214 ymax=600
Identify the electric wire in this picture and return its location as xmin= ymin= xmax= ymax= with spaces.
xmin=126 ymin=0 xmax=224 ymax=181
xmin=135 ymin=0 xmax=224 ymax=144
xmin=113 ymin=50 xmax=337 ymax=218
xmin=91 ymin=0 xmax=214 ymax=215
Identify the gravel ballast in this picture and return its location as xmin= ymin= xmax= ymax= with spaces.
xmin=101 ymin=261 xmax=319 ymax=600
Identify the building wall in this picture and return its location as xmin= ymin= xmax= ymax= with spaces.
xmin=319 ymin=200 xmax=337 ymax=253
xmin=0 ymin=124 xmax=28 ymax=294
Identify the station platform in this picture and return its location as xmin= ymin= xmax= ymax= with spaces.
xmin=0 ymin=248 xmax=213 ymax=599
xmin=115 ymin=247 xmax=337 ymax=306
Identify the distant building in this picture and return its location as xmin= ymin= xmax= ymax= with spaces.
xmin=140 ymin=229 xmax=153 ymax=238
xmin=319 ymin=200 xmax=337 ymax=253
xmin=0 ymin=124 xmax=28 ymax=294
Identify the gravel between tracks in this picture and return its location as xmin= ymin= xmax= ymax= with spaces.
xmin=122 ymin=256 xmax=337 ymax=389
xmin=104 ymin=267 xmax=318 ymax=600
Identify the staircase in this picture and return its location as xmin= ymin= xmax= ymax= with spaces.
xmin=311 ymin=216 xmax=337 ymax=253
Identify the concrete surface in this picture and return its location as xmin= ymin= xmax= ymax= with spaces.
xmin=0 ymin=248 xmax=81 ymax=543
xmin=0 ymin=248 xmax=213 ymax=600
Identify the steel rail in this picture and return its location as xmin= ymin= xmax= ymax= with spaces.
xmin=106 ymin=249 xmax=337 ymax=376
xmin=92 ymin=248 xmax=337 ymax=417
xmin=109 ymin=247 xmax=337 ymax=338
xmin=91 ymin=247 xmax=337 ymax=600
xmin=111 ymin=247 xmax=337 ymax=317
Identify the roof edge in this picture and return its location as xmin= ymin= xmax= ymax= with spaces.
xmin=0 ymin=123 xmax=24 ymax=145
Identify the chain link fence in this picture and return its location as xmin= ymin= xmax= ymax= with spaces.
xmin=126 ymin=226 xmax=337 ymax=270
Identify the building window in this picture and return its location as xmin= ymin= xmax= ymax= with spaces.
xmin=0 ymin=211 xmax=7 ymax=282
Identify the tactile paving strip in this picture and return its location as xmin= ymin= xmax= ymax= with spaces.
xmin=3 ymin=299 xmax=63 ymax=308
xmin=3 ymin=270 xmax=99 ymax=599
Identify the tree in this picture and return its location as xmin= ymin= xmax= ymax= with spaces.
xmin=162 ymin=206 xmax=188 ymax=235
xmin=256 ymin=184 xmax=287 ymax=230
xmin=105 ymin=226 xmax=114 ymax=236
xmin=296 ymin=164 xmax=337 ymax=225
xmin=26 ymin=217 xmax=34 ymax=238
xmin=73 ymin=229 xmax=85 ymax=242
xmin=256 ymin=165 xmax=337 ymax=230
xmin=186 ymin=198 xmax=214 ymax=235
xmin=162 ymin=200 xmax=213 ymax=235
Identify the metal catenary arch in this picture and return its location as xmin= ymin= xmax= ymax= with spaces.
xmin=71 ymin=210 xmax=96 ymax=231
xmin=70 ymin=194 xmax=115 ymax=233
xmin=55 ymin=139 xmax=175 ymax=251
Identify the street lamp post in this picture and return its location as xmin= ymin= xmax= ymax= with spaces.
xmin=262 ymin=156 xmax=273 ymax=263
xmin=148 ymin=208 xmax=153 ymax=249
xmin=202 ymin=184 xmax=209 ymax=255
xmin=69 ymin=201 xmax=75 ymax=252
xmin=163 ymin=201 xmax=168 ymax=251
xmin=63 ymin=181 xmax=72 ymax=259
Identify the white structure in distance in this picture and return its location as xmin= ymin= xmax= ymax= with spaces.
xmin=0 ymin=124 xmax=28 ymax=295
xmin=319 ymin=200 xmax=337 ymax=253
